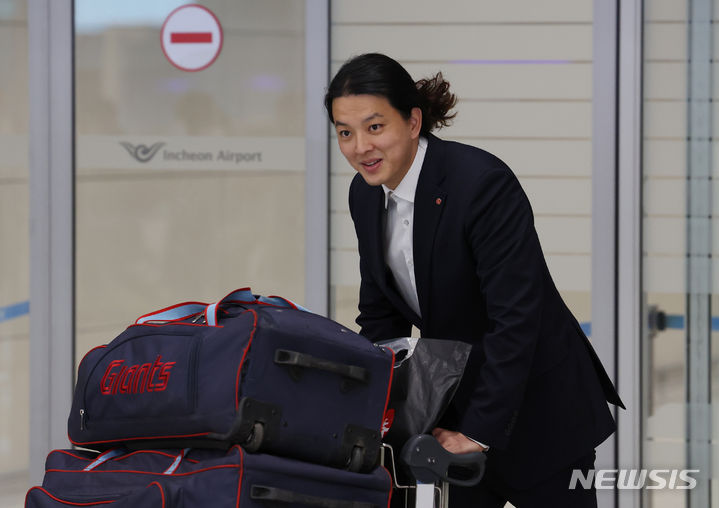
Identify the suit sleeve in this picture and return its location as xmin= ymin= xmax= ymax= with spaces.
xmin=457 ymin=165 xmax=547 ymax=450
xmin=349 ymin=179 xmax=412 ymax=342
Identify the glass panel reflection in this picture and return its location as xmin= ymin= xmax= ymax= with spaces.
xmin=74 ymin=1 xmax=307 ymax=363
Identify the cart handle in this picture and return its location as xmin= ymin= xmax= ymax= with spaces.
xmin=399 ymin=434 xmax=486 ymax=487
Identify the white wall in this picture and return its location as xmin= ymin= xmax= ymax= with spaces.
xmin=329 ymin=0 xmax=595 ymax=329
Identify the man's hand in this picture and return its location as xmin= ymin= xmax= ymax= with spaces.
xmin=432 ymin=427 xmax=486 ymax=453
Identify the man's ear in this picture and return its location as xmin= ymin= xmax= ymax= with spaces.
xmin=409 ymin=107 xmax=423 ymax=139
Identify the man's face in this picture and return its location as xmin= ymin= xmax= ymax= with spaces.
xmin=332 ymin=94 xmax=421 ymax=190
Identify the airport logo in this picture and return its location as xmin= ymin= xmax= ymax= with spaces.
xmin=569 ymin=469 xmax=699 ymax=490
xmin=120 ymin=141 xmax=165 ymax=163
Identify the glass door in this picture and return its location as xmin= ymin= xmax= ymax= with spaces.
xmin=642 ymin=1 xmax=717 ymax=506
xmin=0 ymin=0 xmax=30 ymax=505
xmin=74 ymin=0 xmax=308 ymax=362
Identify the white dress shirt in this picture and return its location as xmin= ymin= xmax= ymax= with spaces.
xmin=382 ymin=137 xmax=427 ymax=317
xmin=381 ymin=136 xmax=490 ymax=451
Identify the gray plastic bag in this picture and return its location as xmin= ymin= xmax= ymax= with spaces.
xmin=377 ymin=338 xmax=472 ymax=449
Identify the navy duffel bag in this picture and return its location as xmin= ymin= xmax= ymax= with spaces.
xmin=27 ymin=446 xmax=392 ymax=507
xmin=68 ymin=288 xmax=395 ymax=472
xmin=26 ymin=482 xmax=177 ymax=508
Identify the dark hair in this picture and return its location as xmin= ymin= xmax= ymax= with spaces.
xmin=324 ymin=53 xmax=457 ymax=135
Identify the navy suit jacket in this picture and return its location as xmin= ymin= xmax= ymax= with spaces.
xmin=348 ymin=133 xmax=624 ymax=488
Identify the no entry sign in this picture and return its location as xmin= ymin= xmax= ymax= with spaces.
xmin=161 ymin=5 xmax=223 ymax=72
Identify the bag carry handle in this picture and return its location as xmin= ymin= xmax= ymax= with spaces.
xmin=82 ymin=448 xmax=125 ymax=471
xmin=135 ymin=302 xmax=207 ymax=325
xmin=274 ymin=349 xmax=369 ymax=384
xmin=206 ymin=288 xmax=310 ymax=326
xmin=135 ymin=287 xmax=310 ymax=327
xmin=83 ymin=448 xmax=190 ymax=474
xmin=250 ymin=485 xmax=377 ymax=508
xmin=162 ymin=448 xmax=191 ymax=474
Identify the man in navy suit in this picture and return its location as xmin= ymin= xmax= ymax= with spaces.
xmin=325 ymin=53 xmax=624 ymax=507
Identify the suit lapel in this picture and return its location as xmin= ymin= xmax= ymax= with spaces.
xmin=413 ymin=135 xmax=447 ymax=322
xmin=365 ymin=187 xmax=386 ymax=286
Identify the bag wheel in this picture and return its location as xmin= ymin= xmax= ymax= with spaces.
xmin=346 ymin=446 xmax=364 ymax=472
xmin=244 ymin=422 xmax=264 ymax=453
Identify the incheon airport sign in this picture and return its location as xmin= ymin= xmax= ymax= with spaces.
xmin=120 ymin=142 xmax=262 ymax=165
xmin=76 ymin=136 xmax=305 ymax=172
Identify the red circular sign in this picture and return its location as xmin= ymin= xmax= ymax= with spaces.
xmin=161 ymin=4 xmax=223 ymax=72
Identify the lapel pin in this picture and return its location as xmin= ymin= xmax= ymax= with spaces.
xmin=435 ymin=198 xmax=442 ymax=205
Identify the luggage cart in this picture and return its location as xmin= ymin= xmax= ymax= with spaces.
xmin=382 ymin=434 xmax=486 ymax=508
